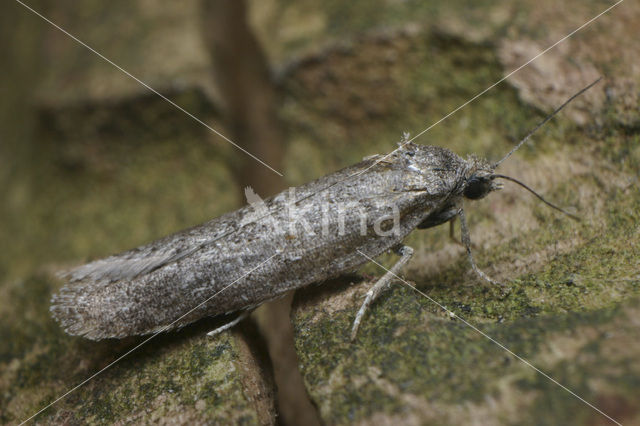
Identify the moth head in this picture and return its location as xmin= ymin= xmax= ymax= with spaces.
xmin=463 ymin=172 xmax=501 ymax=200
xmin=462 ymin=158 xmax=502 ymax=200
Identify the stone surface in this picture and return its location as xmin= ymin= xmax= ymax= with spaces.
xmin=1 ymin=0 xmax=639 ymax=424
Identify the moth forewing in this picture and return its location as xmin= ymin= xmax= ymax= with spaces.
xmin=51 ymin=79 xmax=600 ymax=340
xmin=51 ymin=147 xmax=457 ymax=339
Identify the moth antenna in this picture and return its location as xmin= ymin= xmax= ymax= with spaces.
xmin=493 ymin=174 xmax=580 ymax=221
xmin=494 ymin=77 xmax=602 ymax=167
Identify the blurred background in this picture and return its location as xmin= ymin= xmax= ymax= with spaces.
xmin=1 ymin=0 xmax=639 ymax=425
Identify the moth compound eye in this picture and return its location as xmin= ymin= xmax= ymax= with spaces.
xmin=463 ymin=175 xmax=493 ymax=200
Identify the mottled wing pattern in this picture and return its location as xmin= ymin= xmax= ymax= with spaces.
xmin=58 ymin=217 xmax=236 ymax=285
xmin=56 ymin=156 xmax=384 ymax=287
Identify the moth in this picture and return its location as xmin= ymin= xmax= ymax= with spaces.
xmin=51 ymin=79 xmax=599 ymax=341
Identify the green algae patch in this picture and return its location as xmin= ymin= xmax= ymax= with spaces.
xmin=0 ymin=274 xmax=259 ymax=424
xmin=290 ymin=125 xmax=640 ymax=423
xmin=290 ymin=117 xmax=640 ymax=423
xmin=71 ymin=338 xmax=255 ymax=425
xmin=293 ymin=284 xmax=639 ymax=425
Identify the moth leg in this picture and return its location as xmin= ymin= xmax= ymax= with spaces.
xmin=458 ymin=208 xmax=508 ymax=292
xmin=448 ymin=217 xmax=463 ymax=246
xmin=351 ymin=245 xmax=414 ymax=341
xmin=450 ymin=216 xmax=477 ymax=248
xmin=207 ymin=310 xmax=251 ymax=337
